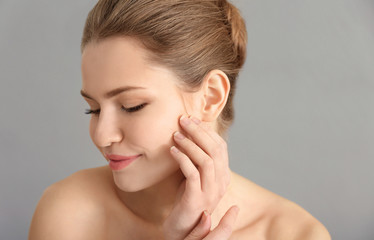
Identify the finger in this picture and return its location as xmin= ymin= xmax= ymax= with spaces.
xmin=181 ymin=116 xmax=229 ymax=170
xmin=180 ymin=116 xmax=227 ymax=190
xmin=174 ymin=131 xmax=208 ymax=167
xmin=184 ymin=211 xmax=211 ymax=240
xmin=170 ymin=146 xmax=201 ymax=195
xmin=173 ymin=131 xmax=215 ymax=192
xmin=190 ymin=116 xmax=223 ymax=145
xmin=203 ymin=205 xmax=239 ymax=240
xmin=182 ymin=116 xmax=230 ymax=191
xmin=180 ymin=115 xmax=220 ymax=158
xmin=195 ymin=119 xmax=229 ymax=167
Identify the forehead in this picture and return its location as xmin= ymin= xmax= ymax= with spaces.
xmin=81 ymin=36 xmax=180 ymax=93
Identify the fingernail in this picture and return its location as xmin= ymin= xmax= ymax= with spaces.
xmin=191 ymin=117 xmax=201 ymax=125
xmin=174 ymin=131 xmax=185 ymax=140
xmin=171 ymin=146 xmax=180 ymax=154
xmin=180 ymin=115 xmax=191 ymax=126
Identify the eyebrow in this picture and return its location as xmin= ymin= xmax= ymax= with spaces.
xmin=80 ymin=86 xmax=146 ymax=100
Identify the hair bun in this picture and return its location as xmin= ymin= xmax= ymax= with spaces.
xmin=218 ymin=0 xmax=247 ymax=68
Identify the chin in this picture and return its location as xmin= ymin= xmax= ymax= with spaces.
xmin=111 ymin=165 xmax=181 ymax=193
xmin=112 ymin=174 xmax=148 ymax=192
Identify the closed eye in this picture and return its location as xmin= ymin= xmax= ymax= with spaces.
xmin=85 ymin=103 xmax=147 ymax=115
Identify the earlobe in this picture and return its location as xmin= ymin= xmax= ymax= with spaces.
xmin=200 ymin=70 xmax=230 ymax=122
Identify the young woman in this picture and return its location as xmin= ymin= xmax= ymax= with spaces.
xmin=29 ymin=0 xmax=331 ymax=239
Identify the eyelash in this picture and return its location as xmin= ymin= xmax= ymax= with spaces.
xmin=84 ymin=103 xmax=147 ymax=115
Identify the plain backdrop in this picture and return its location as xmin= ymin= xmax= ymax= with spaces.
xmin=1 ymin=0 xmax=373 ymax=239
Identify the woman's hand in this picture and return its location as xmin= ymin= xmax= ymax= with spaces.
xmin=185 ymin=205 xmax=240 ymax=240
xmin=162 ymin=115 xmax=235 ymax=240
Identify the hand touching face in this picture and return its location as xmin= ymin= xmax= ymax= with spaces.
xmin=163 ymin=115 xmax=238 ymax=240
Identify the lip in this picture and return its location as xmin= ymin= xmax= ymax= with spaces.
xmin=106 ymin=154 xmax=142 ymax=161
xmin=106 ymin=154 xmax=141 ymax=171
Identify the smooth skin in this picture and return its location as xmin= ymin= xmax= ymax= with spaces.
xmin=29 ymin=36 xmax=331 ymax=240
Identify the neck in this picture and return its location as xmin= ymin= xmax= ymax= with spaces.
xmin=115 ymin=169 xmax=185 ymax=227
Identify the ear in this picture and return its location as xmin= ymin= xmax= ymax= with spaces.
xmin=200 ymin=70 xmax=230 ymax=122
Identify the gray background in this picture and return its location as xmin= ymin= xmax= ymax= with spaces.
xmin=1 ymin=0 xmax=373 ymax=239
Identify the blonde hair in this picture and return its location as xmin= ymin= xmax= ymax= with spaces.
xmin=81 ymin=0 xmax=247 ymax=137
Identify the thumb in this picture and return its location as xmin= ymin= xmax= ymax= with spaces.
xmin=203 ymin=205 xmax=239 ymax=240
xmin=184 ymin=211 xmax=211 ymax=240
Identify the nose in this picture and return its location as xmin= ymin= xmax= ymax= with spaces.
xmin=92 ymin=111 xmax=124 ymax=148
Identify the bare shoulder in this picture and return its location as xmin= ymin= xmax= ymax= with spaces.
xmin=28 ymin=167 xmax=111 ymax=240
xmin=229 ymin=172 xmax=331 ymax=240
xmin=266 ymin=196 xmax=331 ymax=240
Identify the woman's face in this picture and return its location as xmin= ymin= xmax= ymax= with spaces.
xmin=81 ymin=36 xmax=195 ymax=192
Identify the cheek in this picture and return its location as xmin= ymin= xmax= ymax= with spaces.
xmin=128 ymin=105 xmax=185 ymax=153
